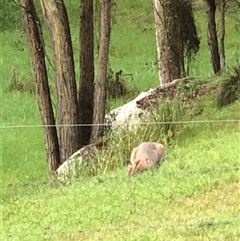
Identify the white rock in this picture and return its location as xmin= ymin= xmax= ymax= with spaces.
xmin=105 ymin=89 xmax=154 ymax=130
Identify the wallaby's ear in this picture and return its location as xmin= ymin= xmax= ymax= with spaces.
xmin=129 ymin=159 xmax=142 ymax=175
xmin=127 ymin=160 xmax=133 ymax=175
xmin=127 ymin=160 xmax=132 ymax=166
xmin=135 ymin=160 xmax=140 ymax=168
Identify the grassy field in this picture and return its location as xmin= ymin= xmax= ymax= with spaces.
xmin=2 ymin=108 xmax=240 ymax=240
xmin=1 ymin=0 xmax=240 ymax=240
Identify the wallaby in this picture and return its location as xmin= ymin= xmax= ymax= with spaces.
xmin=127 ymin=142 xmax=165 ymax=175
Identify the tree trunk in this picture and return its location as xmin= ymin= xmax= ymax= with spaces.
xmin=21 ymin=0 xmax=60 ymax=174
xmin=39 ymin=0 xmax=79 ymax=164
xmin=154 ymin=0 xmax=200 ymax=84
xmin=90 ymin=0 xmax=111 ymax=142
xmin=94 ymin=1 xmax=101 ymax=54
xmin=153 ymin=0 xmax=183 ymax=85
xmin=79 ymin=0 xmax=94 ymax=147
xmin=153 ymin=0 xmax=162 ymax=85
xmin=204 ymin=0 xmax=221 ymax=75
xmin=219 ymin=0 xmax=226 ymax=72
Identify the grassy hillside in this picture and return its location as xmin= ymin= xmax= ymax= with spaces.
xmin=2 ymin=86 xmax=240 ymax=240
xmin=1 ymin=1 xmax=240 ymax=240
xmin=2 ymin=100 xmax=240 ymax=240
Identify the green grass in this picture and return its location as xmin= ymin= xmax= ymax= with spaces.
xmin=2 ymin=115 xmax=240 ymax=240
xmin=1 ymin=1 xmax=240 ymax=240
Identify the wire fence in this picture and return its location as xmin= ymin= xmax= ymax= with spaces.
xmin=1 ymin=118 xmax=240 ymax=129
xmin=2 ymin=120 xmax=240 ymax=240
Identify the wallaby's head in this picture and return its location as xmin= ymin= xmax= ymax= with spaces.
xmin=127 ymin=160 xmax=132 ymax=174
xmin=127 ymin=157 xmax=148 ymax=176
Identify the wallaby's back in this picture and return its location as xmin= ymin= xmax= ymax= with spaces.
xmin=136 ymin=142 xmax=160 ymax=162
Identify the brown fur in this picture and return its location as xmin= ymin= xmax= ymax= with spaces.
xmin=127 ymin=142 xmax=165 ymax=175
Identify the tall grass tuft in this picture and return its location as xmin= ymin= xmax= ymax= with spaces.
xmin=6 ymin=69 xmax=35 ymax=94
xmin=217 ymin=66 xmax=240 ymax=108
xmin=150 ymin=98 xmax=188 ymax=144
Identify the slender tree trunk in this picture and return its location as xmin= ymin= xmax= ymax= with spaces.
xmin=94 ymin=1 xmax=101 ymax=54
xmin=153 ymin=0 xmax=162 ymax=85
xmin=39 ymin=0 xmax=79 ymax=163
xmin=79 ymin=0 xmax=94 ymax=147
xmin=21 ymin=0 xmax=60 ymax=174
xmin=91 ymin=0 xmax=111 ymax=142
xmin=204 ymin=0 xmax=221 ymax=75
xmin=220 ymin=0 xmax=226 ymax=72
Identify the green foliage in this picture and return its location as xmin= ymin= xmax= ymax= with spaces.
xmin=177 ymin=78 xmax=210 ymax=96
xmin=217 ymin=66 xmax=240 ymax=108
xmin=179 ymin=0 xmax=201 ymax=71
xmin=106 ymin=67 xmax=137 ymax=100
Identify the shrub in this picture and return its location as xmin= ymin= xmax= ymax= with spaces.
xmin=6 ymin=69 xmax=35 ymax=94
xmin=150 ymin=98 xmax=188 ymax=144
xmin=84 ymin=97 xmax=189 ymax=177
xmin=217 ymin=66 xmax=240 ymax=108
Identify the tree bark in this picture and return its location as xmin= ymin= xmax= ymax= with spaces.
xmin=79 ymin=0 xmax=94 ymax=147
xmin=204 ymin=0 xmax=221 ymax=75
xmin=153 ymin=0 xmax=163 ymax=85
xmin=219 ymin=0 xmax=226 ymax=72
xmin=21 ymin=0 xmax=60 ymax=174
xmin=90 ymin=0 xmax=111 ymax=142
xmin=153 ymin=0 xmax=183 ymax=85
xmin=39 ymin=0 xmax=80 ymax=164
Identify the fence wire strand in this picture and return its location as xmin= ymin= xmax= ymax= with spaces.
xmin=1 ymin=119 xmax=240 ymax=129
